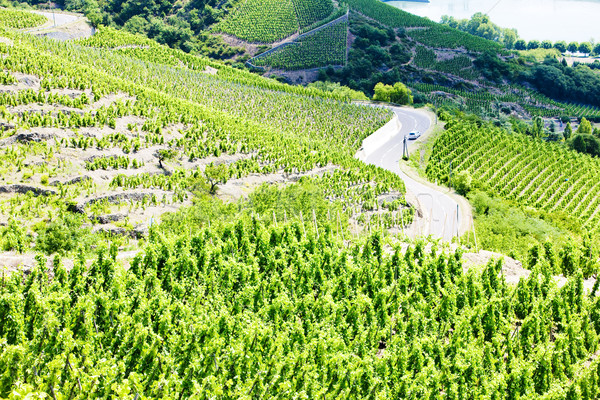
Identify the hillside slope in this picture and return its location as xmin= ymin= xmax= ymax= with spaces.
xmin=2 ymin=7 xmax=600 ymax=400
xmin=0 ymin=13 xmax=415 ymax=253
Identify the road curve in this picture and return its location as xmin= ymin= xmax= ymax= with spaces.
xmin=358 ymin=106 xmax=463 ymax=242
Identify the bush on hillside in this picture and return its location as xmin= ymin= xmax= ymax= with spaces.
xmin=453 ymin=170 xmax=472 ymax=195
xmin=373 ymin=82 xmax=413 ymax=104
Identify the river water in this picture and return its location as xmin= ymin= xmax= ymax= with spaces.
xmin=385 ymin=0 xmax=599 ymax=43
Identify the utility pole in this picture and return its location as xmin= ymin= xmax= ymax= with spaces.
xmin=402 ymin=135 xmax=409 ymax=160
xmin=449 ymin=160 xmax=452 ymax=190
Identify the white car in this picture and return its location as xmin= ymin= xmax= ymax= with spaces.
xmin=408 ymin=131 xmax=421 ymax=140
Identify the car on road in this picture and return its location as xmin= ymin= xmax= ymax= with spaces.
xmin=408 ymin=131 xmax=421 ymax=140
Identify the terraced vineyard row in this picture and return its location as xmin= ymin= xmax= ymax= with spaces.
xmin=413 ymin=83 xmax=600 ymax=119
xmin=251 ymin=19 xmax=348 ymax=70
xmin=0 ymin=23 xmax=411 ymax=245
xmin=214 ymin=0 xmax=299 ymax=43
xmin=291 ymin=0 xmax=333 ymax=28
xmin=426 ymin=120 xmax=600 ymax=230
xmin=5 ymin=216 xmax=600 ymax=398
xmin=214 ymin=0 xmax=335 ymax=43
xmin=77 ymin=26 xmax=155 ymax=48
xmin=413 ymin=46 xmax=478 ymax=80
xmin=407 ymin=25 xmax=503 ymax=53
xmin=0 ymin=8 xmax=47 ymax=29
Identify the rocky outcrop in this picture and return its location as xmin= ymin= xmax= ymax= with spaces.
xmin=90 ymin=213 xmax=126 ymax=224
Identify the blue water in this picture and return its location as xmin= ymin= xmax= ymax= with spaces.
xmin=386 ymin=0 xmax=599 ymax=43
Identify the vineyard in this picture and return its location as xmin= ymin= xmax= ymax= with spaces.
xmin=0 ymin=18 xmax=415 ymax=258
xmin=0 ymin=8 xmax=47 ymax=29
xmin=426 ymin=118 xmax=600 ymax=232
xmin=3 ymin=215 xmax=600 ymax=398
xmin=76 ymin=26 xmax=156 ymax=49
xmin=214 ymin=0 xmax=335 ymax=43
xmin=292 ymin=0 xmax=333 ymax=29
xmin=413 ymin=46 xmax=478 ymax=81
xmin=412 ymin=83 xmax=600 ymax=119
xmin=251 ymin=18 xmax=348 ymax=70
xmin=0 ymin=3 xmax=600 ymax=399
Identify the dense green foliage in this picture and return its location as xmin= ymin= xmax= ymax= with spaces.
xmin=306 ymin=81 xmax=368 ymax=101
xmin=440 ymin=13 xmax=519 ymax=49
xmin=373 ymin=82 xmax=412 ymax=105
xmin=346 ymin=0 xmax=502 ymax=53
xmin=18 ymin=0 xmax=240 ymax=57
xmin=3 ymin=211 xmax=600 ymax=398
xmin=526 ymin=58 xmax=600 ymax=111
xmin=466 ymin=191 xmax=572 ymax=263
xmin=251 ymin=19 xmax=348 ymax=70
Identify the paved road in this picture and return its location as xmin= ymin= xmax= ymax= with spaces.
xmin=359 ymin=106 xmax=462 ymax=241
xmin=29 ymin=10 xmax=78 ymax=29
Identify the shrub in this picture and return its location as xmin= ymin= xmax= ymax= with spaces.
xmin=453 ymin=170 xmax=472 ymax=195
xmin=35 ymin=214 xmax=90 ymax=255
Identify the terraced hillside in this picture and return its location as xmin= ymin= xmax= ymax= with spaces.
xmin=245 ymin=0 xmax=503 ymax=75
xmin=0 ymin=16 xmax=414 ymax=253
xmin=413 ymin=83 xmax=600 ymax=120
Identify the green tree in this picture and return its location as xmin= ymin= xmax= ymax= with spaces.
xmin=594 ymin=43 xmax=600 ymax=56
xmin=527 ymin=40 xmax=540 ymax=50
xmin=577 ymin=117 xmax=592 ymax=134
xmin=532 ymin=116 xmax=544 ymax=138
xmin=124 ymin=15 xmax=149 ymax=35
xmin=570 ymin=134 xmax=600 ymax=156
xmin=83 ymin=0 xmax=103 ymax=27
xmin=554 ymin=41 xmax=567 ymax=53
xmin=373 ymin=82 xmax=413 ymax=105
xmin=204 ymin=163 xmax=229 ymax=194
xmin=564 ymin=121 xmax=573 ymax=139
xmin=453 ymin=170 xmax=472 ymax=195
xmin=514 ymin=39 xmax=527 ymax=50
xmin=567 ymin=41 xmax=579 ymax=53
xmin=502 ymin=29 xmax=517 ymax=49
xmin=578 ymin=42 xmax=592 ymax=55
xmin=541 ymin=40 xmax=552 ymax=49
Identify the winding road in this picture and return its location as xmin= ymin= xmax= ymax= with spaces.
xmin=357 ymin=105 xmax=466 ymax=242
xmin=23 ymin=10 xmax=93 ymax=40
